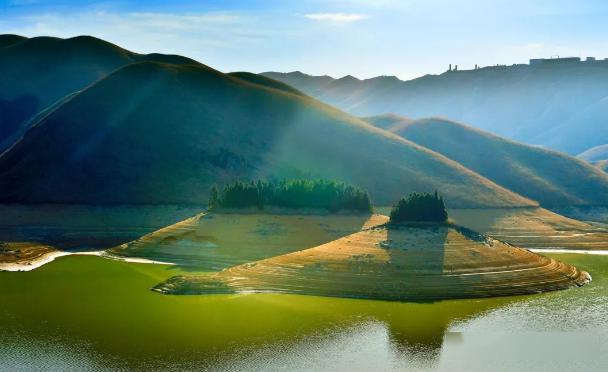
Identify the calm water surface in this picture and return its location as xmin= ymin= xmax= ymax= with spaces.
xmin=1 ymin=254 xmax=606 ymax=371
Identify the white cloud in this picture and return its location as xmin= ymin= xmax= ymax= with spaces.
xmin=304 ymin=13 xmax=368 ymax=22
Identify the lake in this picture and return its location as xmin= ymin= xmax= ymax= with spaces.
xmin=1 ymin=253 xmax=606 ymax=371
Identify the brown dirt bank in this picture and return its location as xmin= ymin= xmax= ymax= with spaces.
xmin=110 ymin=212 xmax=387 ymax=270
xmin=154 ymin=223 xmax=590 ymax=300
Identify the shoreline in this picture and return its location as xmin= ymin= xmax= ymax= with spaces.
xmin=3 ymin=246 xmax=606 ymax=273
xmin=0 ymin=250 xmax=175 ymax=272
xmin=530 ymin=248 xmax=608 ymax=255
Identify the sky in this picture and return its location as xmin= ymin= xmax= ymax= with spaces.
xmin=1 ymin=0 xmax=607 ymax=80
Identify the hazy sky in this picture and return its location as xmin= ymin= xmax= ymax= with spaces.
xmin=1 ymin=0 xmax=607 ymax=79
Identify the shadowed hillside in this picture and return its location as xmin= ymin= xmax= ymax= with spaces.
xmin=0 ymin=34 xmax=198 ymax=151
xmin=0 ymin=59 xmax=533 ymax=208
xmin=0 ymin=34 xmax=27 ymax=48
xmin=365 ymin=115 xmax=608 ymax=207
xmin=264 ymin=63 xmax=608 ymax=154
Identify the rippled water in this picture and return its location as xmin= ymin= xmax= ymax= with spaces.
xmin=0 ymin=253 xmax=606 ymax=372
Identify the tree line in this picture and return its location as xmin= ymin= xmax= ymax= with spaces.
xmin=208 ymin=179 xmax=372 ymax=212
xmin=389 ymin=191 xmax=448 ymax=223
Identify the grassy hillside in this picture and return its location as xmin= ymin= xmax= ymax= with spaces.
xmin=365 ymin=115 xmax=608 ymax=206
xmin=0 ymin=60 xmax=533 ymax=207
xmin=264 ymin=64 xmax=608 ymax=155
xmin=155 ymin=222 xmax=589 ymax=299
xmin=0 ymin=34 xmax=197 ymax=151
xmin=578 ymin=144 xmax=608 ymax=162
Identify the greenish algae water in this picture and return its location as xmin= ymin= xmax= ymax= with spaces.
xmin=1 ymin=254 xmax=607 ymax=371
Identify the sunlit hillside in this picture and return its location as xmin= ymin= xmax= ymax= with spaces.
xmin=365 ymin=115 xmax=608 ymax=206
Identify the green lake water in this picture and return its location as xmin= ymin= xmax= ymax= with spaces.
xmin=1 ymin=254 xmax=607 ymax=371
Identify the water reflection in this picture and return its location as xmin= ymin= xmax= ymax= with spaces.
xmin=1 ymin=254 xmax=606 ymax=371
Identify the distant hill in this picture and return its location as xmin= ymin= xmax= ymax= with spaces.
xmin=578 ymin=144 xmax=608 ymax=162
xmin=363 ymin=114 xmax=413 ymax=131
xmin=227 ymin=72 xmax=305 ymax=96
xmin=0 ymin=58 xmax=533 ymax=208
xmin=0 ymin=34 xmax=198 ymax=152
xmin=364 ymin=115 xmax=608 ymax=206
xmin=263 ymin=63 xmax=608 ymax=155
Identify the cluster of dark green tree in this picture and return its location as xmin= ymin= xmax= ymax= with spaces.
xmin=389 ymin=191 xmax=448 ymax=223
xmin=208 ymin=179 xmax=372 ymax=212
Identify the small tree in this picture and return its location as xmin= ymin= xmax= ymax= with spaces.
xmin=389 ymin=191 xmax=447 ymax=223
xmin=208 ymin=185 xmax=219 ymax=209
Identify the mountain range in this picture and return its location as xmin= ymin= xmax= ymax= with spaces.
xmin=263 ymin=63 xmax=608 ymax=155
xmin=2 ymin=34 xmax=608 ymax=208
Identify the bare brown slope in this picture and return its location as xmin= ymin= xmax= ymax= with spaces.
xmin=155 ymin=220 xmax=590 ymax=299
xmin=365 ymin=115 xmax=608 ymax=207
xmin=0 ymin=61 xmax=533 ymax=208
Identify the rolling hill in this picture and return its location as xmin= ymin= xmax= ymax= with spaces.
xmin=263 ymin=62 xmax=608 ymax=155
xmin=364 ymin=115 xmax=608 ymax=207
xmin=0 ymin=34 xmax=197 ymax=151
xmin=0 ymin=51 xmax=534 ymax=208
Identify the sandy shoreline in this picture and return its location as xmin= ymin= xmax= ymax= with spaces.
xmin=0 ymin=250 xmax=175 ymax=272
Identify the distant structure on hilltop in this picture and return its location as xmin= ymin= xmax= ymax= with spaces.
xmin=447 ymin=56 xmax=607 ymax=73
xmin=529 ymin=56 xmax=606 ymax=65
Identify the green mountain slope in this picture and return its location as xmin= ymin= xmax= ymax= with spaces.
xmin=0 ymin=61 xmax=534 ymax=208
xmin=0 ymin=34 xmax=197 ymax=151
xmin=264 ymin=64 xmax=608 ymax=155
xmin=365 ymin=115 xmax=608 ymax=206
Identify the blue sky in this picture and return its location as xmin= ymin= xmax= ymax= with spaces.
xmin=1 ymin=0 xmax=607 ymax=79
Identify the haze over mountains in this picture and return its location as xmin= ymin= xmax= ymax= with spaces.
xmin=264 ymin=61 xmax=608 ymax=155
xmin=2 ymin=34 xmax=608 ymax=208
xmin=364 ymin=115 xmax=608 ymax=206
